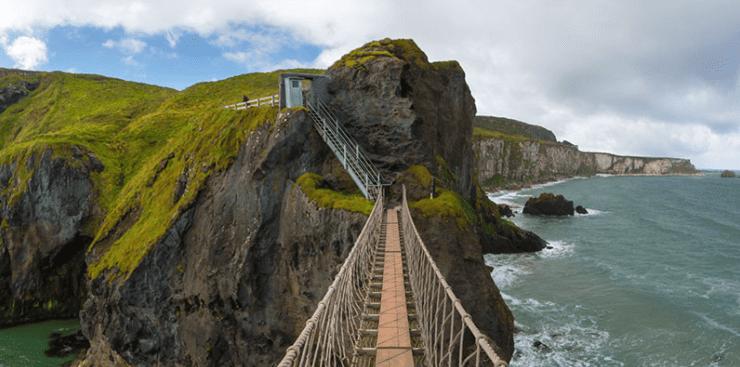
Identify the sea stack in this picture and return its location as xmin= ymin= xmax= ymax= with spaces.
xmin=523 ymin=193 xmax=575 ymax=216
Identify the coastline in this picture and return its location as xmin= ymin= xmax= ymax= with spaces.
xmin=481 ymin=171 xmax=705 ymax=194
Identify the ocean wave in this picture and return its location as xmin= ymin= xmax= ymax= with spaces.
xmin=538 ymin=240 xmax=576 ymax=259
xmin=487 ymin=256 xmax=534 ymax=289
xmin=487 ymin=191 xmax=525 ymax=207
xmin=693 ymin=312 xmax=740 ymax=338
xmin=505 ymin=295 xmax=619 ymax=367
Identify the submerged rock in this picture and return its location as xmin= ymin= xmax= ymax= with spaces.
xmin=532 ymin=340 xmax=553 ymax=353
xmin=523 ymin=193 xmax=574 ymax=216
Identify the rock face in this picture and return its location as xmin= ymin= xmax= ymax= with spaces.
xmin=80 ymin=109 xmax=369 ymax=366
xmin=327 ymin=39 xmax=477 ymax=203
xmin=0 ymin=147 xmax=102 ymax=326
xmin=575 ymin=205 xmax=588 ymax=215
xmin=475 ymin=131 xmax=698 ymax=190
xmin=326 ymin=38 xmax=517 ymax=361
xmin=523 ymin=193 xmax=574 ymax=216
xmin=498 ymin=204 xmax=514 ymax=218
xmin=720 ymin=170 xmax=736 ymax=178
xmin=0 ymin=78 xmax=39 ymax=113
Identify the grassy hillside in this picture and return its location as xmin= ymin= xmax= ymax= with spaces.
xmin=0 ymin=67 xmax=323 ymax=280
xmin=473 ymin=115 xmax=557 ymax=142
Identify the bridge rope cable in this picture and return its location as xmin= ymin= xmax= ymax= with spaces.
xmin=400 ymin=185 xmax=509 ymax=367
xmin=277 ymin=189 xmax=385 ymax=367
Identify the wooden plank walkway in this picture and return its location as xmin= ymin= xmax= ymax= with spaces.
xmin=375 ymin=209 xmax=414 ymax=367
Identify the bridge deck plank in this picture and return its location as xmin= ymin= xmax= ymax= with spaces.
xmin=375 ymin=209 xmax=414 ymax=367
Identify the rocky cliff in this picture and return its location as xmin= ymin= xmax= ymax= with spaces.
xmin=81 ymin=109 xmax=373 ymax=366
xmin=0 ymin=147 xmax=101 ymax=326
xmin=0 ymin=41 xmax=541 ymax=366
xmin=474 ymin=119 xmax=698 ymax=190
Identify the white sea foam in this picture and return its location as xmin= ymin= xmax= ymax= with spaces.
xmin=507 ymin=297 xmax=619 ymax=367
xmin=538 ymin=240 xmax=576 ymax=259
xmin=487 ymin=191 xmax=525 ymax=207
xmin=694 ymin=312 xmax=740 ymax=338
xmin=490 ymin=262 xmax=529 ymax=289
xmin=575 ymin=208 xmax=607 ymax=216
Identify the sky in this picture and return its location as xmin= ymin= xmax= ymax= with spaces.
xmin=1 ymin=1 xmax=739 ymax=170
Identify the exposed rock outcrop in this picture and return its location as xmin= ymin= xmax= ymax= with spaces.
xmin=498 ymin=204 xmax=514 ymax=218
xmin=576 ymin=205 xmax=588 ymax=215
xmin=0 ymin=78 xmax=39 ymax=113
xmin=0 ymin=147 xmax=102 ymax=326
xmin=720 ymin=170 xmax=736 ymax=178
xmin=523 ymin=193 xmax=574 ymax=216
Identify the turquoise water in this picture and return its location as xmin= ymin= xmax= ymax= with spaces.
xmin=0 ymin=319 xmax=81 ymax=367
xmin=487 ymin=173 xmax=740 ymax=366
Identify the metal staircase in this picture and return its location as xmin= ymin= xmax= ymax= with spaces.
xmin=305 ymin=99 xmax=387 ymax=201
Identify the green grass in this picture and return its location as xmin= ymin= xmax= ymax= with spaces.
xmin=296 ymin=173 xmax=374 ymax=215
xmin=408 ymin=165 xmax=432 ymax=188
xmin=88 ymin=107 xmax=277 ymax=280
xmin=0 ymin=67 xmax=323 ymax=281
xmin=332 ymin=38 xmax=462 ymax=72
xmin=408 ymin=188 xmax=473 ymax=231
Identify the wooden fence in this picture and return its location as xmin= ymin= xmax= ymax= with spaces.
xmin=224 ymin=94 xmax=279 ymax=110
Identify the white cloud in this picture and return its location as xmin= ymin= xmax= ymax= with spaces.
xmin=4 ymin=36 xmax=48 ymax=70
xmin=122 ymin=55 xmax=140 ymax=66
xmin=66 ymin=67 xmax=76 ymax=73
xmin=103 ymin=37 xmax=147 ymax=54
xmin=2 ymin=0 xmax=740 ymax=168
xmin=165 ymin=29 xmax=181 ymax=48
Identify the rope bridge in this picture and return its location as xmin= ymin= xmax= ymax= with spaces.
xmin=277 ymin=186 xmax=508 ymax=367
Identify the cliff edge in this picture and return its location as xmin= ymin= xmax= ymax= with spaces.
xmin=474 ymin=116 xmax=698 ymax=190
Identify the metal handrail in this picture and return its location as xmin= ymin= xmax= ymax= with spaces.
xmin=305 ymin=99 xmax=388 ymax=200
xmin=276 ymin=189 xmax=384 ymax=367
xmin=400 ymin=185 xmax=509 ymax=367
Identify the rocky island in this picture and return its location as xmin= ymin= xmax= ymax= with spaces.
xmin=0 ymin=39 xmax=552 ymax=366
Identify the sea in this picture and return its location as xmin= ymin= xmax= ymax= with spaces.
xmin=0 ymin=319 xmax=80 ymax=367
xmin=486 ymin=171 xmax=739 ymax=366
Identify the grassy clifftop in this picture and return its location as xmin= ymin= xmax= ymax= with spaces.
xmin=0 ymin=67 xmax=322 ymax=280
xmin=473 ymin=115 xmax=557 ymax=143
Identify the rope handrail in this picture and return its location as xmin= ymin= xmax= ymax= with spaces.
xmin=276 ymin=188 xmax=384 ymax=367
xmin=400 ymin=185 xmax=509 ymax=367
